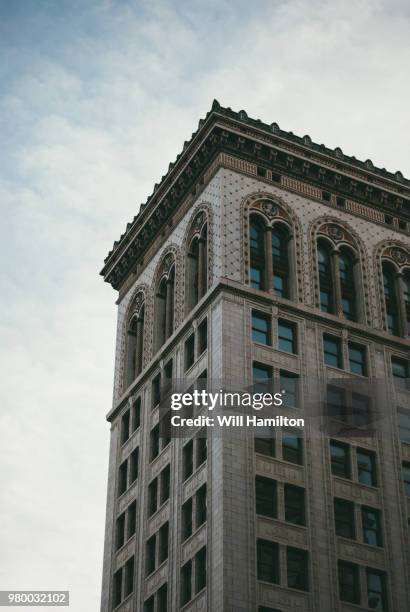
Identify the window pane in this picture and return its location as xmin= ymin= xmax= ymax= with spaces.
xmin=403 ymin=462 xmax=410 ymax=497
xmin=255 ymin=476 xmax=277 ymax=518
xmin=323 ymin=335 xmax=342 ymax=368
xmin=283 ymin=431 xmax=303 ymax=465
xmin=252 ymin=312 xmax=271 ymax=345
xmin=280 ymin=371 xmax=299 ymax=408
xmin=284 ymin=484 xmax=305 ymax=525
xmin=338 ymin=561 xmax=360 ymax=604
xmin=357 ymin=449 xmax=377 ymax=487
xmin=334 ymin=498 xmax=355 ymax=539
xmin=398 ymin=410 xmax=410 ymax=443
xmin=349 ymin=343 xmax=367 ymax=376
xmin=278 ymin=320 xmax=296 ymax=353
xmin=366 ymin=569 xmax=388 ymax=611
xmin=330 ymin=441 xmax=350 ymax=479
xmin=362 ymin=507 xmax=382 ymax=547
xmin=257 ymin=539 xmax=279 ymax=583
xmin=286 ymin=547 xmax=309 ymax=591
xmin=255 ymin=437 xmax=275 ymax=457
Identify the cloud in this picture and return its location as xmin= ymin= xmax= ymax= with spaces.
xmin=0 ymin=1 xmax=409 ymax=610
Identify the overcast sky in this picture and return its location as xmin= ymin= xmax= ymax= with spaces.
xmin=0 ymin=1 xmax=409 ymax=610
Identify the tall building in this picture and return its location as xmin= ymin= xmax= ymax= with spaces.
xmin=100 ymin=101 xmax=410 ymax=612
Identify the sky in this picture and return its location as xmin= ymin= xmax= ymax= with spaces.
xmin=0 ymin=0 xmax=409 ymax=610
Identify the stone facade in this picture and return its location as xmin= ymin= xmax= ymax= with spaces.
xmin=101 ymin=104 xmax=410 ymax=612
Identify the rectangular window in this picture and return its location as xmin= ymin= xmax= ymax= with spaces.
xmin=348 ymin=342 xmax=367 ymax=376
xmin=334 ymin=498 xmax=355 ymax=539
xmin=257 ymin=539 xmax=279 ymax=584
xmin=253 ymin=362 xmax=273 ymax=394
xmin=366 ymin=569 xmax=388 ymax=611
xmin=132 ymin=397 xmax=141 ymax=431
xmin=152 ymin=373 xmax=161 ymax=408
xmin=129 ymin=448 xmax=139 ymax=484
xmin=255 ymin=436 xmax=275 ymax=457
xmin=143 ymin=596 xmax=154 ymax=612
xmin=280 ymin=371 xmax=299 ymax=408
xmin=160 ymin=464 xmax=170 ymax=504
xmin=196 ymin=435 xmax=207 ymax=467
xmin=127 ymin=501 xmax=136 ymax=539
xmin=330 ymin=441 xmax=350 ymax=479
xmin=195 ymin=546 xmax=206 ymax=593
xmin=282 ymin=430 xmax=303 ymax=465
xmin=284 ymin=484 xmax=305 ymax=525
xmin=148 ymin=479 xmax=158 ymax=517
xmin=121 ymin=410 xmax=130 ymax=445
xmin=183 ymin=441 xmax=194 ymax=480
xmin=252 ymin=311 xmax=271 ymax=345
xmin=362 ymin=506 xmax=382 ymax=547
xmin=351 ymin=392 xmax=372 ymax=427
xmin=326 ymin=385 xmax=348 ymax=421
xmin=278 ymin=319 xmax=297 ymax=354
xmin=323 ymin=334 xmax=342 ymax=368
xmin=145 ymin=536 xmax=156 ymax=576
xmin=392 ymin=357 xmax=409 ymax=390
xmin=115 ymin=512 xmax=125 ymax=551
xmin=180 ymin=560 xmax=192 ymax=606
xmin=112 ymin=568 xmax=122 ymax=609
xmin=357 ymin=448 xmax=377 ymax=487
xmin=158 ymin=522 xmax=169 ymax=563
xmin=338 ymin=560 xmax=360 ymax=604
xmin=182 ymin=498 xmax=193 ymax=541
xmin=255 ymin=476 xmax=277 ymax=518
xmin=398 ymin=409 xmax=410 ymax=443
xmin=185 ymin=333 xmax=195 ymax=370
xmin=124 ymin=556 xmax=134 ymax=597
xmin=251 ymin=267 xmax=263 ymax=290
xmin=196 ymin=485 xmax=207 ymax=527
xmin=157 ymin=583 xmax=167 ymax=612
xmin=198 ymin=318 xmax=208 ymax=354
xmin=403 ymin=461 xmax=410 ymax=496
xmin=150 ymin=425 xmax=160 ymax=462
xmin=286 ymin=547 xmax=309 ymax=591
xmin=118 ymin=460 xmax=128 ymax=497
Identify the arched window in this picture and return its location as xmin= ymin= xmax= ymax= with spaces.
xmin=249 ymin=212 xmax=293 ymax=298
xmin=125 ymin=301 xmax=145 ymax=388
xmin=155 ymin=261 xmax=175 ymax=350
xmin=317 ymin=240 xmax=334 ymax=314
xmin=187 ymin=222 xmax=208 ymax=309
xmin=250 ymin=215 xmax=266 ymax=290
xmin=316 ymin=234 xmax=359 ymax=322
xmin=339 ymin=248 xmax=356 ymax=321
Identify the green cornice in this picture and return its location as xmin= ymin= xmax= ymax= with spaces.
xmin=101 ymin=100 xmax=410 ymax=290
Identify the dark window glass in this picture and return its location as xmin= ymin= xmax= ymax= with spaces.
xmin=282 ymin=431 xmax=303 ymax=465
xmin=180 ymin=560 xmax=192 ymax=606
xmin=250 ymin=217 xmax=266 ymax=290
xmin=129 ymin=448 xmax=139 ymax=484
xmin=196 ymin=434 xmax=207 ymax=467
xmin=366 ymin=569 xmax=388 ymax=611
xmin=182 ymin=498 xmax=193 ymax=541
xmin=157 ymin=583 xmax=168 ymax=612
xmin=118 ymin=461 xmax=128 ymax=497
xmin=185 ymin=334 xmax=195 ymax=370
xmin=255 ymin=476 xmax=277 ymax=518
xmin=349 ymin=342 xmax=367 ymax=376
xmin=198 ymin=318 xmax=208 ymax=354
xmin=272 ymin=225 xmax=290 ymax=298
xmin=121 ymin=410 xmax=130 ymax=445
xmin=252 ymin=311 xmax=271 ymax=345
xmin=196 ymin=485 xmax=207 ymax=527
xmin=183 ymin=441 xmax=194 ymax=480
xmin=404 ymin=270 xmax=410 ymax=336
xmin=338 ymin=561 xmax=360 ymax=604
xmin=392 ymin=357 xmax=409 ymax=390
xmin=143 ymin=596 xmax=154 ymax=612
xmin=284 ymin=484 xmax=305 ymax=525
xmin=362 ymin=507 xmax=382 ymax=547
xmin=351 ymin=392 xmax=372 ymax=427
xmin=132 ymin=397 xmax=141 ymax=431
xmin=318 ymin=241 xmax=333 ymax=313
xmin=330 ymin=441 xmax=350 ymax=479
xmin=115 ymin=512 xmax=125 ymax=551
xmin=152 ymin=373 xmax=161 ymax=408
xmin=146 ymin=536 xmax=156 ymax=576
xmin=148 ymin=479 xmax=158 ymax=517
xmin=383 ymin=262 xmax=399 ymax=335
xmin=112 ymin=568 xmax=122 ymax=609
xmin=150 ymin=425 xmax=160 ymax=461
xmin=124 ymin=556 xmax=134 ymax=597
xmin=326 ymin=385 xmax=348 ymax=421
xmin=258 ymin=608 xmax=281 ymax=612
xmin=160 ymin=464 xmax=170 ymax=504
xmin=280 ymin=371 xmax=299 ymax=408
xmin=127 ymin=501 xmax=136 ymax=539
xmin=253 ymin=362 xmax=273 ymax=393
xmin=255 ymin=436 xmax=275 ymax=457
xmin=195 ymin=547 xmax=206 ymax=593
xmin=398 ymin=409 xmax=410 ymax=443
xmin=339 ymin=249 xmax=357 ymax=321
xmin=403 ymin=462 xmax=410 ymax=496
xmin=357 ymin=449 xmax=377 ymax=487
xmin=278 ymin=320 xmax=296 ymax=353
xmin=257 ymin=539 xmax=279 ymax=584
xmin=323 ymin=334 xmax=342 ymax=368
xmin=163 ymin=359 xmax=173 ymax=397
xmin=286 ymin=547 xmax=309 ymax=591
xmin=158 ymin=522 xmax=169 ymax=563
xmin=334 ymin=498 xmax=355 ymax=539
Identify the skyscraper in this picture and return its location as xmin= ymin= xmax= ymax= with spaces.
xmin=100 ymin=101 xmax=410 ymax=612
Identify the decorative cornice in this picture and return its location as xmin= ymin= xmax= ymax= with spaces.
xmin=101 ymin=100 xmax=410 ymax=290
